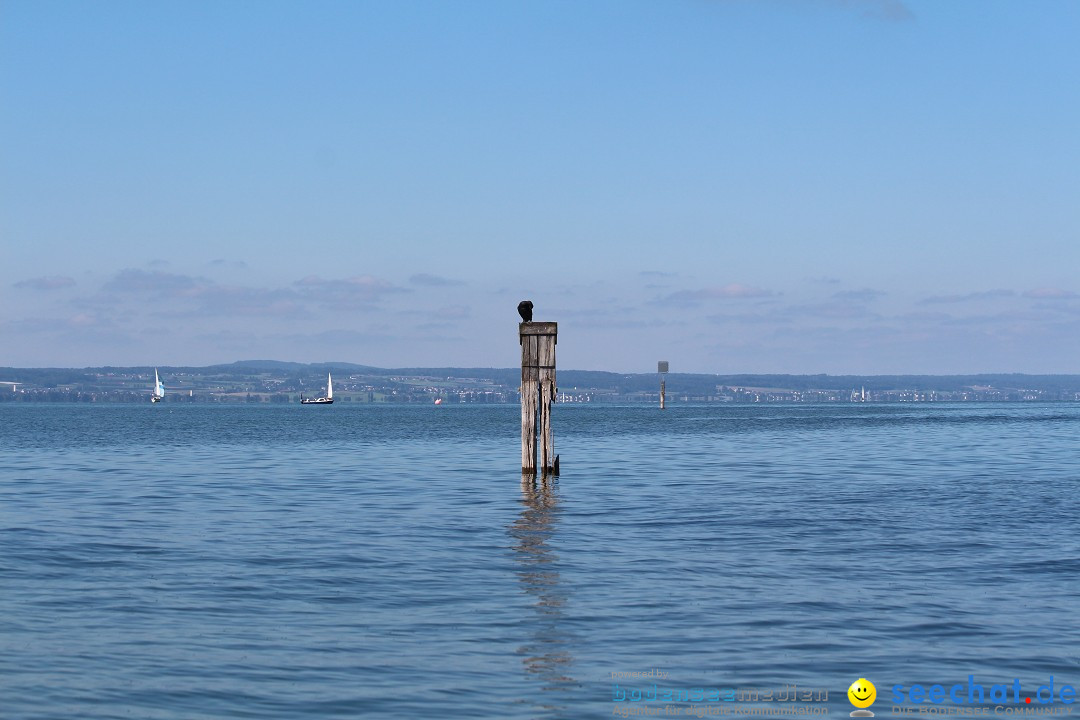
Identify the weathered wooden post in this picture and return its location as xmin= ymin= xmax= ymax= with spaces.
xmin=519 ymin=301 xmax=558 ymax=476
xmin=537 ymin=326 xmax=557 ymax=474
xmin=658 ymin=360 xmax=668 ymax=410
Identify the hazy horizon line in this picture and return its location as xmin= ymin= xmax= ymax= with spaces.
xmin=4 ymin=360 xmax=1080 ymax=380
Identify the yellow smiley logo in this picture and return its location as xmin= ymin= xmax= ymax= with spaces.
xmin=848 ymin=678 xmax=877 ymax=709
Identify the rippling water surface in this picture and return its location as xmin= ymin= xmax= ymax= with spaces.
xmin=2 ymin=403 xmax=1079 ymax=719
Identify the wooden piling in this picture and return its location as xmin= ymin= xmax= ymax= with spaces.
xmin=658 ymin=360 xmax=668 ymax=410
xmin=521 ymin=336 xmax=538 ymax=473
xmin=521 ymin=321 xmax=557 ymax=475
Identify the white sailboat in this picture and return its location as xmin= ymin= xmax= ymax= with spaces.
xmin=151 ymin=369 xmax=165 ymax=403
xmin=301 ymin=373 xmax=334 ymax=405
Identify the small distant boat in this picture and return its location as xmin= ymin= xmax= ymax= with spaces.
xmin=151 ymin=369 xmax=165 ymax=403
xmin=434 ymin=398 xmax=442 ymax=405
xmin=301 ymin=373 xmax=334 ymax=405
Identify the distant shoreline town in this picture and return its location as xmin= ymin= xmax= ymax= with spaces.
xmin=3 ymin=361 xmax=1080 ymax=404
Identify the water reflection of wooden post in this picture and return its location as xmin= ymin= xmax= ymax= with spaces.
xmin=521 ymin=321 xmax=558 ymax=475
xmin=511 ymin=476 xmax=574 ymax=700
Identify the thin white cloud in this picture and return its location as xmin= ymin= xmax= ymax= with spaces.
xmin=90 ymin=269 xmax=303 ymax=318
xmin=13 ymin=276 xmax=76 ymax=291
xmin=278 ymin=327 xmax=401 ymax=346
xmin=783 ymin=301 xmax=880 ymax=321
xmin=400 ymin=304 xmax=472 ymax=320
xmin=1024 ymin=288 xmax=1078 ymax=300
xmin=658 ymin=284 xmax=775 ymax=307
xmin=1 ymin=311 xmax=132 ymax=345
xmin=151 ymin=289 xmax=307 ymax=319
xmin=832 ymin=288 xmax=886 ymax=302
xmin=921 ymin=289 xmax=1015 ymax=305
xmin=207 ymin=259 xmax=249 ymax=270
xmin=294 ymin=275 xmax=408 ymax=308
xmin=67 ymin=312 xmax=108 ymax=328
xmin=939 ymin=310 xmax=1044 ymax=328
xmin=102 ymin=269 xmax=206 ymax=297
xmin=86 ymin=269 xmax=412 ymax=321
xmin=409 ymin=273 xmax=465 ymax=287
xmin=708 ymin=312 xmax=793 ymax=326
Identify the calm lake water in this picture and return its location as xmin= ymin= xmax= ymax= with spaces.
xmin=1 ymin=403 xmax=1079 ymax=719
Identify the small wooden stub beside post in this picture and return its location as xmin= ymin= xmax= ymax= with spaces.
xmin=521 ymin=321 xmax=558 ymax=475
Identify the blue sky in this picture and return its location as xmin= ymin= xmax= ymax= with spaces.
xmin=2 ymin=0 xmax=1078 ymax=373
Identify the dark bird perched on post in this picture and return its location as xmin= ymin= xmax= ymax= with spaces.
xmin=518 ymin=300 xmax=534 ymax=323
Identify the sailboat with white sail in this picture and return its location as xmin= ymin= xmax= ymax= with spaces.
xmin=151 ymin=369 xmax=165 ymax=403
xmin=301 ymin=373 xmax=334 ymax=405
